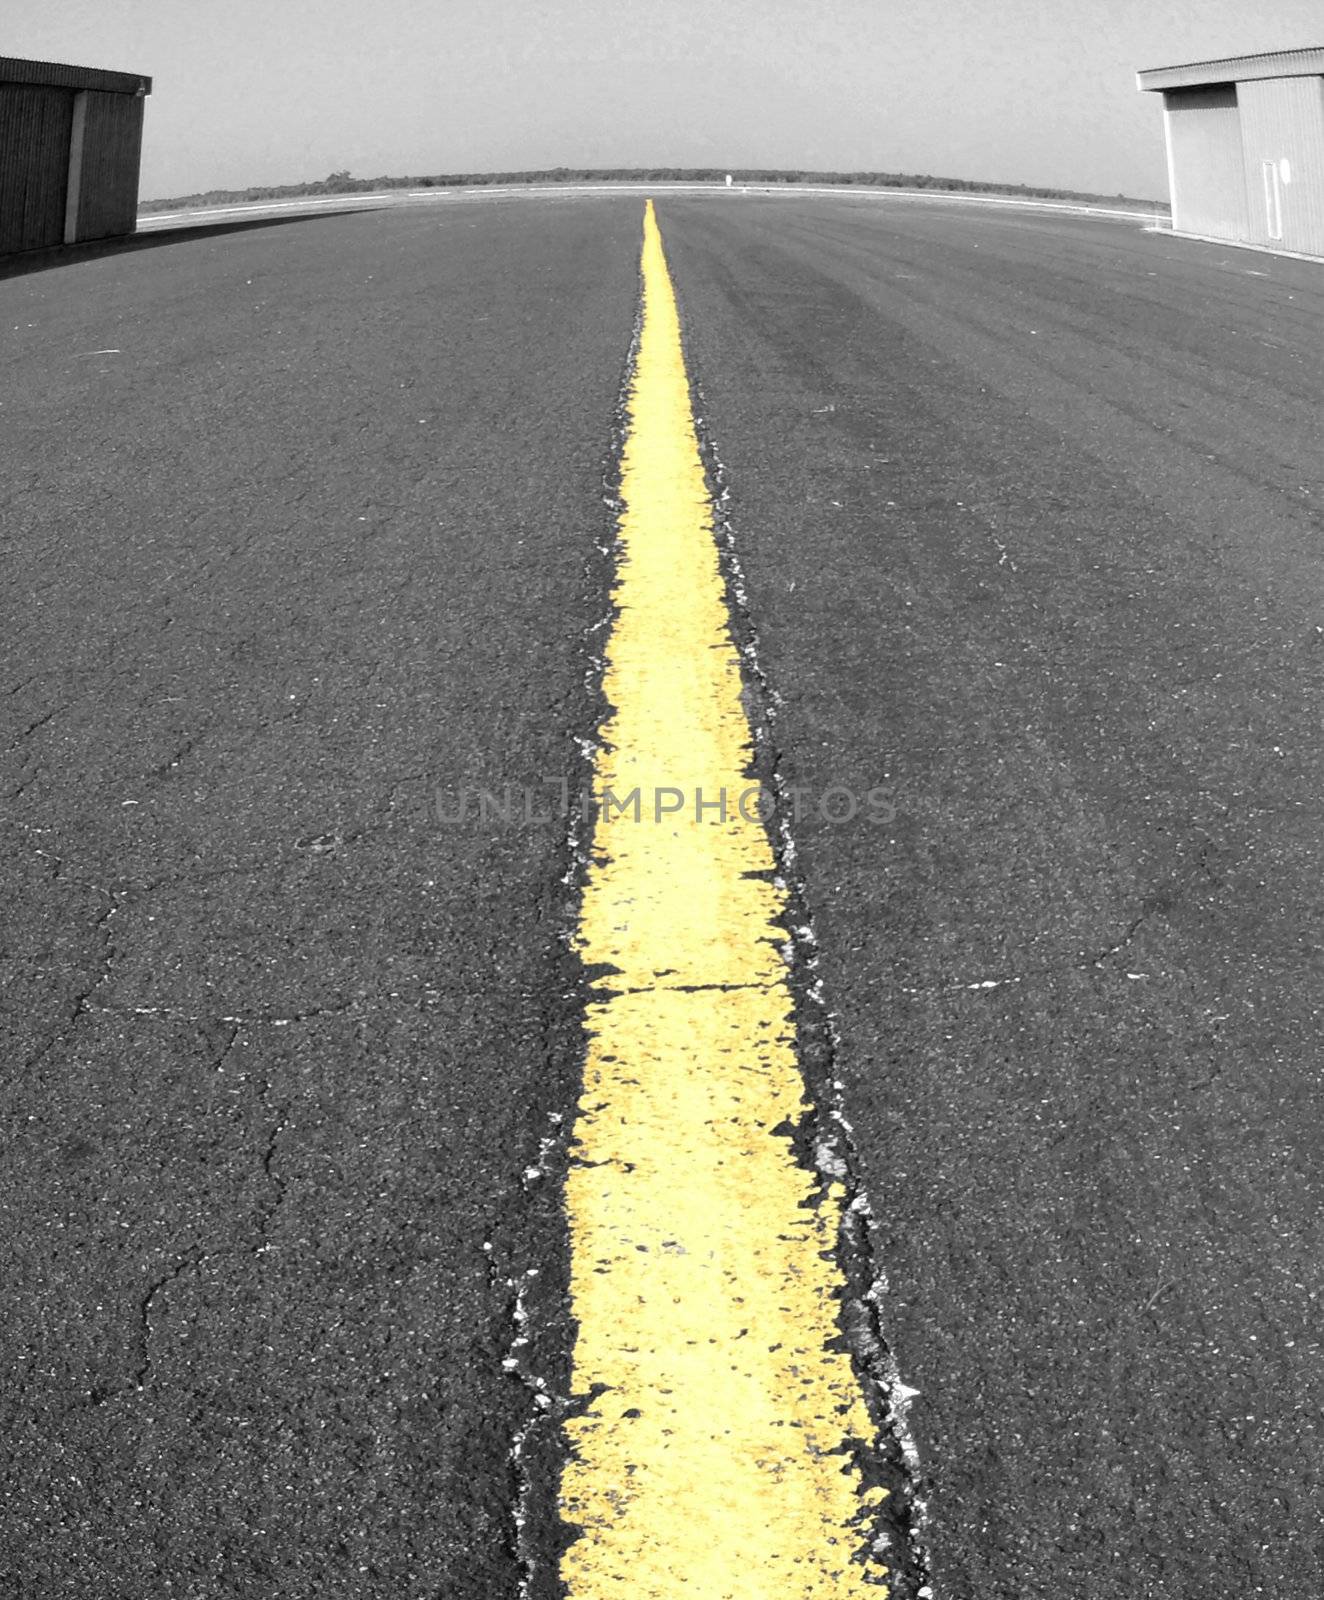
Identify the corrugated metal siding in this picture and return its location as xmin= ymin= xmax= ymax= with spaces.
xmin=1140 ymin=48 xmax=1324 ymax=93
xmin=74 ymin=90 xmax=144 ymax=242
xmin=1163 ymin=86 xmax=1250 ymax=241
xmin=1237 ymin=75 xmax=1324 ymax=255
xmin=0 ymin=56 xmax=150 ymax=96
xmin=0 ymin=83 xmax=73 ymax=252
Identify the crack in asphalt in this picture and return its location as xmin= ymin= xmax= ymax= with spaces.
xmin=898 ymin=854 xmax=1225 ymax=999
xmin=96 ymin=998 xmax=356 ymax=1027
xmin=4 ymin=701 xmax=71 ymax=754
xmin=691 ymin=371 xmax=936 ymax=1600
xmin=8 ymin=823 xmax=421 ymax=1069
xmin=488 ymin=283 xmax=644 ymax=1600
xmin=77 ymin=1021 xmax=295 ymax=1411
xmin=596 ymin=978 xmax=780 ymax=996
xmin=20 ymin=894 xmax=122 ymax=1075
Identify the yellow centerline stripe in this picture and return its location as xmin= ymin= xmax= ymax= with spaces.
xmin=558 ymin=201 xmax=887 ymax=1597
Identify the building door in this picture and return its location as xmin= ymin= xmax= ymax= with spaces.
xmin=1162 ymin=86 xmax=1250 ymax=241
xmin=1261 ymin=160 xmax=1283 ymax=240
xmin=0 ymin=84 xmax=75 ymax=253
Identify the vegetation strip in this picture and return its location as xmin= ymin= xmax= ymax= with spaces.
xmin=139 ymin=166 xmax=1161 ymax=213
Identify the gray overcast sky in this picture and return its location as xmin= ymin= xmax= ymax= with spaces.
xmin=6 ymin=2 xmax=1322 ymax=200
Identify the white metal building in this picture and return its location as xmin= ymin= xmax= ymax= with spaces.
xmin=1137 ymin=47 xmax=1324 ymax=257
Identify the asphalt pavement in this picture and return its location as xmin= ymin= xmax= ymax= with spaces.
xmin=3 ymin=199 xmax=640 ymax=1597
xmin=3 ymin=192 xmax=1322 ymax=1598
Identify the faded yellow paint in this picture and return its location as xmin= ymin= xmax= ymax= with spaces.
xmin=558 ymin=202 xmax=887 ymax=1597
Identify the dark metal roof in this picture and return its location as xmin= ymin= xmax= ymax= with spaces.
xmin=1137 ymin=46 xmax=1324 ymax=92
xmin=0 ymin=55 xmax=151 ymax=96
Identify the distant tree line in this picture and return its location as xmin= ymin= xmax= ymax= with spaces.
xmin=140 ymin=167 xmax=1166 ymax=213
